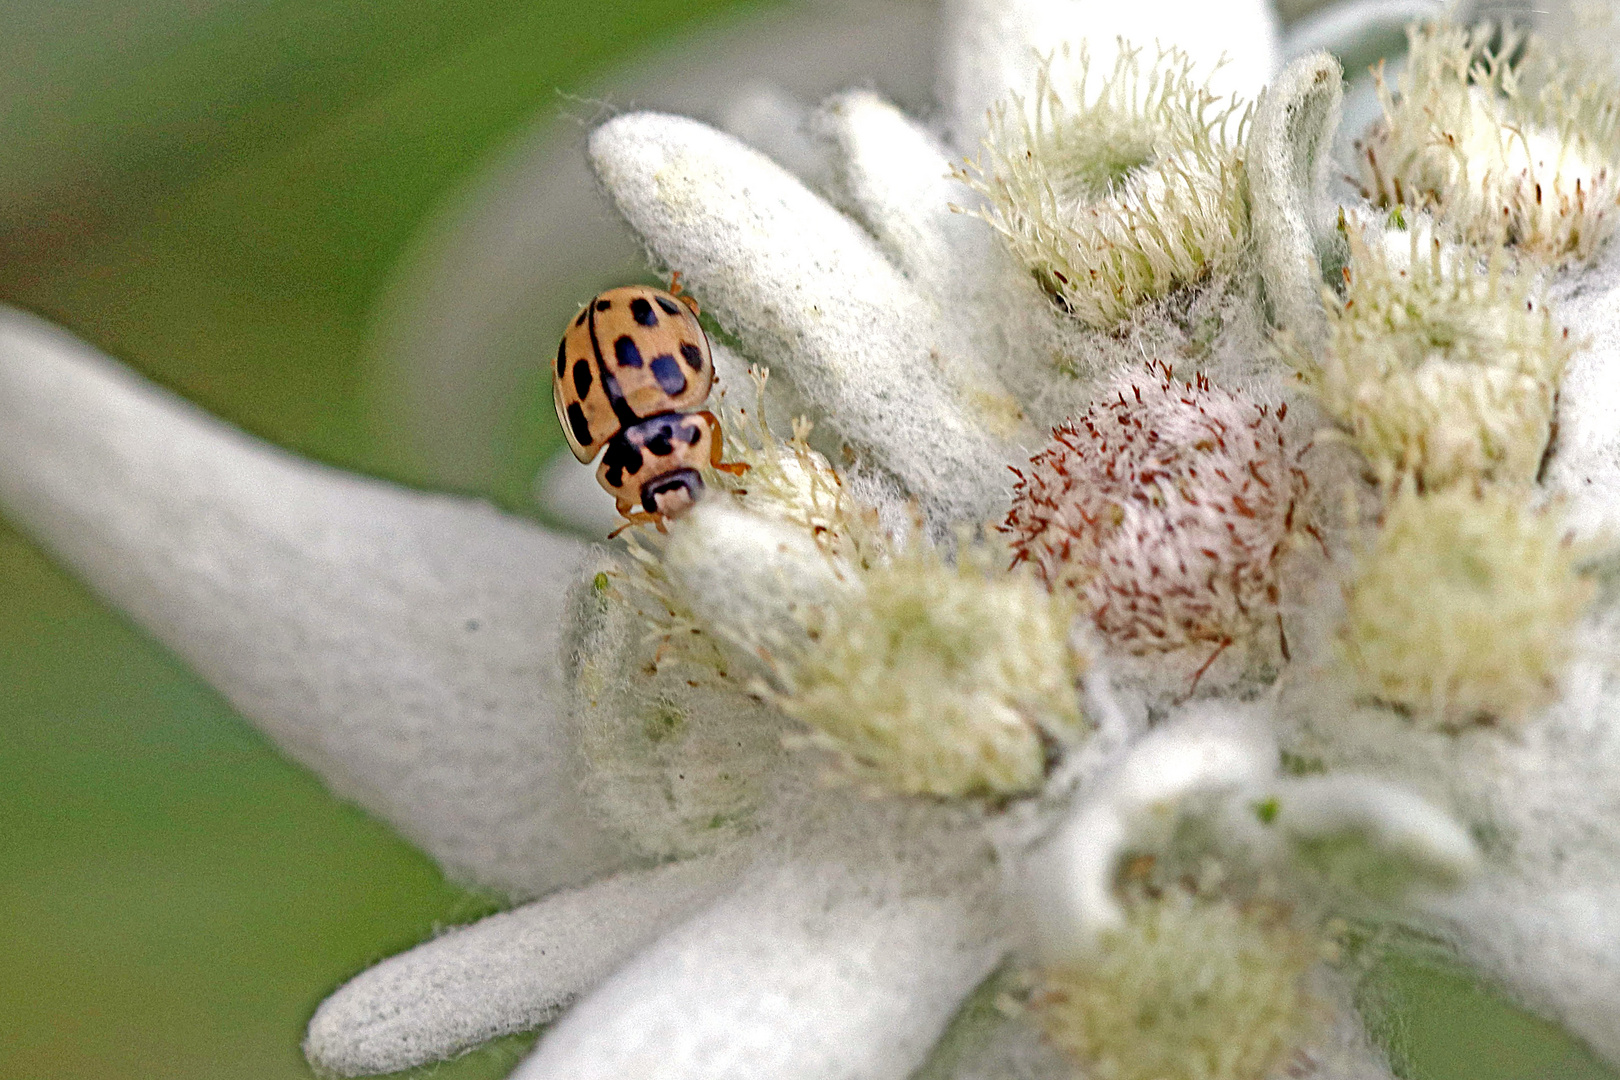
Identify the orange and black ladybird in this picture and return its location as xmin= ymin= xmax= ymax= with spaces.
xmin=552 ymin=283 xmax=746 ymax=533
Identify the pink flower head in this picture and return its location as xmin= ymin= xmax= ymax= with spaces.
xmin=1004 ymin=363 xmax=1307 ymax=661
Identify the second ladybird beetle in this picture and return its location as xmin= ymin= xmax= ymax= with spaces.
xmin=552 ymin=282 xmax=746 ymax=533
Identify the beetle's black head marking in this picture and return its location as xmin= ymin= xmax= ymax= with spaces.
xmin=602 ymin=433 xmax=645 ymax=488
xmin=642 ymin=468 xmax=704 ymax=515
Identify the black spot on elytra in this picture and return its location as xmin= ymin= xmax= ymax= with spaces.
xmin=615 ymin=335 xmax=644 ymax=368
xmin=555 ymin=338 xmax=567 ymax=378
xmin=650 ymin=355 xmax=687 ymax=396
xmin=595 ymin=299 xmax=612 ymax=311
xmin=572 ymin=359 xmax=592 ymax=397
xmin=601 ymin=434 xmax=645 ymax=488
xmin=680 ymin=417 xmax=703 ymax=444
xmin=679 ymin=343 xmax=705 ymax=372
xmin=574 ymin=308 xmax=588 ymax=327
xmin=566 ymin=402 xmax=593 ymax=447
xmin=630 ymin=297 xmax=658 ymax=326
xmin=656 ymin=296 xmax=682 ymax=316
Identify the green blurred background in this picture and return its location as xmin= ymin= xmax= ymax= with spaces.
xmin=0 ymin=2 xmax=1616 ymax=1077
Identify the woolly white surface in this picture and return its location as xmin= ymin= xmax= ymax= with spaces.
xmin=1280 ymin=606 xmax=1620 ymax=1063
xmin=1019 ymin=706 xmax=1280 ymax=959
xmin=0 ymin=308 xmax=625 ymax=897
xmin=662 ymin=501 xmax=844 ymax=664
xmin=588 ymin=111 xmax=1015 ymax=525
xmin=1545 ymin=242 xmax=1620 ymax=537
xmin=1248 ymin=52 xmax=1344 ymax=347
xmin=939 ymin=0 xmax=1280 ymax=148
xmin=563 ymin=549 xmax=795 ymax=862
xmin=511 ymin=838 xmax=1006 ymax=1080
xmin=814 ymin=89 xmax=1076 ymax=430
xmin=817 ymin=90 xmax=989 ymax=300
xmin=1256 ymin=775 xmax=1479 ymax=893
xmin=304 ymin=856 xmax=739 ymax=1075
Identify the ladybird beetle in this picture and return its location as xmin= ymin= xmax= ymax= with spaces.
xmin=552 ymin=283 xmax=746 ymax=533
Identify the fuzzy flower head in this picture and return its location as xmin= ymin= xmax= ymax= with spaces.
xmin=1337 ymin=485 xmax=1593 ymax=729
xmin=1004 ymin=364 xmax=1307 ymax=661
xmin=1297 ymin=219 xmax=1576 ymax=492
xmin=957 ymin=43 xmax=1250 ymax=328
xmin=775 ymin=538 xmax=1088 ymax=798
xmin=1354 ymin=22 xmax=1620 ymax=265
xmin=1030 ymin=888 xmax=1329 ymax=1080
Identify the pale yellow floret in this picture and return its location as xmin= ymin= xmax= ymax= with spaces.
xmin=957 ymin=43 xmax=1251 ymax=329
xmin=1338 ymin=487 xmax=1592 ymax=729
xmin=628 ymin=368 xmax=1087 ymax=799
xmin=1032 ymin=890 xmax=1326 ymax=1080
xmin=615 ymin=367 xmax=878 ymax=665
xmin=1297 ymin=222 xmax=1575 ymax=492
xmin=711 ymin=367 xmax=887 ymax=568
xmin=779 ymin=542 xmax=1087 ymax=798
xmin=1356 ymin=22 xmax=1620 ymax=265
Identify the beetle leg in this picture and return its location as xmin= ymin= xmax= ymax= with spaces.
xmin=696 ymin=410 xmax=749 ymax=475
xmin=608 ymin=511 xmax=666 ymax=539
xmin=669 ymin=271 xmax=701 ymax=317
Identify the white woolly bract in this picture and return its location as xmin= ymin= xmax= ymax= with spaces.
xmin=958 ymin=44 xmax=1251 ymax=328
xmin=303 ymin=857 xmax=736 ymax=1076
xmin=564 ymin=551 xmax=794 ymax=861
xmin=1004 ymin=365 xmax=1304 ymax=659
xmin=1297 ymin=221 xmax=1575 ymax=491
xmin=1338 ymin=486 xmax=1592 ymax=728
xmin=587 ymin=110 xmax=1015 ymax=526
xmin=1030 ymin=890 xmax=1328 ymax=1080
xmin=1354 ymin=22 xmax=1620 ymax=265
xmin=0 ymin=308 xmax=628 ymax=898
xmin=778 ymin=542 xmax=1087 ymax=798
xmin=1018 ymin=706 xmax=1280 ymax=959
xmin=512 ymin=818 xmax=1006 ymax=1080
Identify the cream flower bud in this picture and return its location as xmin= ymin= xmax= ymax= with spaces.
xmin=779 ymin=541 xmax=1089 ymax=798
xmin=1030 ymin=889 xmax=1328 ymax=1080
xmin=1337 ymin=486 xmax=1593 ymax=728
xmin=955 ymin=43 xmax=1251 ymax=328
xmin=1353 ymin=22 xmax=1620 ymax=265
xmin=1297 ymin=220 xmax=1576 ymax=492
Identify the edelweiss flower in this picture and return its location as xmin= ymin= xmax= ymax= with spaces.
xmin=7 ymin=1 xmax=1620 ymax=1079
